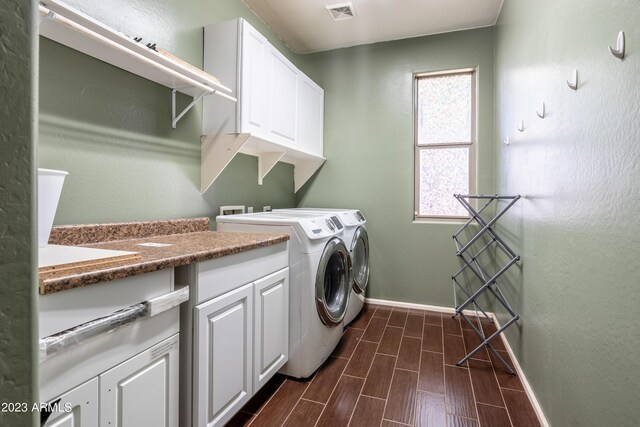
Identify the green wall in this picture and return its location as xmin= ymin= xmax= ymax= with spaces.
xmin=494 ymin=1 xmax=640 ymax=425
xmin=39 ymin=0 xmax=297 ymax=227
xmin=296 ymin=28 xmax=496 ymax=306
xmin=0 ymin=0 xmax=38 ymax=425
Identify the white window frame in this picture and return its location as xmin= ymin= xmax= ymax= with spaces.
xmin=413 ymin=68 xmax=477 ymax=221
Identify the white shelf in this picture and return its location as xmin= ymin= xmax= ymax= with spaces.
xmin=38 ymin=0 xmax=235 ymax=126
xmin=201 ymin=134 xmax=326 ymax=193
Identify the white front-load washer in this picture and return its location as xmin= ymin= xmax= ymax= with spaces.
xmin=275 ymin=208 xmax=369 ymax=326
xmin=216 ymin=211 xmax=351 ymax=378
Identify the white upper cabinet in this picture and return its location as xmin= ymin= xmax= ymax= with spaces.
xmin=297 ymin=74 xmax=324 ymax=155
xmin=239 ymin=23 xmax=269 ymax=136
xmin=201 ymin=18 xmax=325 ymax=193
xmin=267 ymin=46 xmax=298 ymax=146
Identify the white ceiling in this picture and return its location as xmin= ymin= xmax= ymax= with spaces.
xmin=242 ymin=0 xmax=504 ymax=54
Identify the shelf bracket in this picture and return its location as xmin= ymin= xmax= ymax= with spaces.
xmin=294 ymin=157 xmax=326 ymax=192
xmin=258 ymin=152 xmax=286 ymax=185
xmin=172 ymin=89 xmax=206 ymax=128
xmin=200 ymin=134 xmax=251 ymax=193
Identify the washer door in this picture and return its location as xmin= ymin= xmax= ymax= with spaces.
xmin=351 ymin=227 xmax=370 ymax=294
xmin=315 ymin=238 xmax=351 ymax=326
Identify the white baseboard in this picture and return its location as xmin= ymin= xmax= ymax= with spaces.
xmin=364 ymin=297 xmax=550 ymax=427
xmin=365 ymin=297 xmax=489 ymax=318
xmin=491 ymin=315 xmax=550 ymax=427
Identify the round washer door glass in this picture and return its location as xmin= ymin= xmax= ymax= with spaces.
xmin=315 ymin=238 xmax=350 ymax=326
xmin=351 ymin=227 xmax=370 ymax=294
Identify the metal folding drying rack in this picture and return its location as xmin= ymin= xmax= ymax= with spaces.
xmin=451 ymin=194 xmax=521 ymax=374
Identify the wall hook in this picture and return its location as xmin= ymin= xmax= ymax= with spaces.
xmin=536 ymin=102 xmax=546 ymax=119
xmin=567 ymin=69 xmax=578 ymax=90
xmin=609 ymin=31 xmax=625 ymax=60
xmin=517 ymin=119 xmax=524 ymax=132
xmin=504 ymin=135 xmax=510 ymax=145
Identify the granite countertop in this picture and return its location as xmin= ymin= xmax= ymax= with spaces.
xmin=40 ymin=218 xmax=289 ymax=295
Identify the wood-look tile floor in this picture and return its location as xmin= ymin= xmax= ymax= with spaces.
xmin=227 ymin=304 xmax=541 ymax=427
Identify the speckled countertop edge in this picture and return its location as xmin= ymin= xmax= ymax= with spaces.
xmin=40 ymin=222 xmax=289 ymax=295
xmin=48 ymin=217 xmax=211 ymax=245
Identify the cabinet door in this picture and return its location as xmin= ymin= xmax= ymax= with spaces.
xmin=267 ymin=46 xmax=298 ymax=146
xmin=253 ymin=268 xmax=289 ymax=392
xmin=240 ymin=21 xmax=269 ymax=136
xmin=297 ymin=74 xmax=324 ymax=156
xmin=99 ymin=334 xmax=179 ymax=427
xmin=194 ymin=283 xmax=253 ymax=427
xmin=42 ymin=378 xmax=98 ymax=427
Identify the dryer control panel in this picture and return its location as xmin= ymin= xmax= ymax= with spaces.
xmin=299 ymin=215 xmax=344 ymax=239
xmin=336 ymin=210 xmax=366 ymax=227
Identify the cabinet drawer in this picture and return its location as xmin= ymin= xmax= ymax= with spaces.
xmin=195 ymin=242 xmax=287 ymax=303
xmin=40 ymin=307 xmax=179 ymax=403
xmin=40 ymin=269 xmax=173 ymax=338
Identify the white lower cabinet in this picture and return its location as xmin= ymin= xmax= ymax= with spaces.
xmin=194 ymin=283 xmax=253 ymax=427
xmin=42 ymin=378 xmax=98 ymax=427
xmin=182 ymin=244 xmax=290 ymax=427
xmin=100 ymin=334 xmax=179 ymax=427
xmin=193 ymin=268 xmax=289 ymax=427
xmin=42 ymin=334 xmax=179 ymax=427
xmin=253 ymin=268 xmax=289 ymax=391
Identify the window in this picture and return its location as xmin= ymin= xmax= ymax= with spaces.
xmin=414 ymin=69 xmax=476 ymax=219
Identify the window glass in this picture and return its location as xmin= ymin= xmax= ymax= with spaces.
xmin=417 ymin=74 xmax=472 ymax=145
xmin=418 ymin=147 xmax=470 ymax=217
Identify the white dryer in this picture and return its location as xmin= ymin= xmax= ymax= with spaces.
xmin=275 ymin=208 xmax=369 ymax=326
xmin=216 ymin=211 xmax=351 ymax=378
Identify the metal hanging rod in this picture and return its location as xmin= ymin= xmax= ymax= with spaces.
xmin=454 ymin=194 xmax=520 ymax=200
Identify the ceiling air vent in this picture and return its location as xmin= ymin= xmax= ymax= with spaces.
xmin=326 ymin=2 xmax=356 ymax=21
